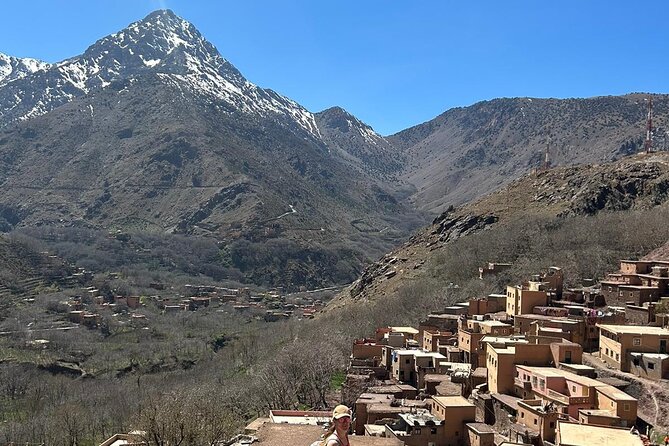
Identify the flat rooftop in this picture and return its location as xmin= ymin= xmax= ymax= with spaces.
xmin=356 ymin=393 xmax=394 ymax=404
xmin=630 ymin=352 xmax=669 ymax=360
xmin=431 ymin=395 xmax=474 ymax=407
xmin=269 ymin=410 xmax=330 ymax=425
xmin=389 ymin=326 xmax=419 ymax=334
xmin=597 ymin=324 xmax=669 ymax=335
xmin=557 ymin=421 xmax=644 ymax=445
xmin=252 ymin=424 xmax=404 ymax=445
xmin=481 ymin=336 xmax=527 ymax=345
xmin=466 ymin=422 xmax=495 ymax=434
xmin=479 ymin=320 xmax=511 ymax=327
xmin=489 ymin=345 xmax=516 ymax=355
xmin=515 ymin=366 xmax=605 ymax=387
xmin=595 ymin=385 xmax=637 ymax=402
xmin=578 ymin=409 xmax=619 ymax=418
xmin=398 ymin=410 xmax=443 ymax=426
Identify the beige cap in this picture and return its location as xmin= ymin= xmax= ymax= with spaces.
xmin=332 ymin=404 xmax=352 ymax=420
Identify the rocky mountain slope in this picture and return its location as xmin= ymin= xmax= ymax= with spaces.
xmin=391 ymin=95 xmax=669 ymax=214
xmin=2 ymin=9 xmax=668 ymax=290
xmin=337 ymin=152 xmax=669 ymax=304
xmin=0 ymin=10 xmax=423 ymax=289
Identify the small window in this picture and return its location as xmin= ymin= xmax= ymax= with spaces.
xmin=623 ymin=403 xmax=631 ymax=411
xmin=521 ymin=412 xmax=525 ymax=418
xmin=415 ymin=428 xmax=421 ymax=435
xmin=649 ymin=362 xmax=655 ymax=370
xmin=431 ymin=428 xmax=437 ymax=435
xmin=633 ymin=338 xmax=641 ymax=346
xmin=533 ymin=419 xmax=538 ymax=425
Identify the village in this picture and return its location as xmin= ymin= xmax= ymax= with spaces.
xmin=59 ymin=280 xmax=329 ymax=330
xmin=11 ymin=249 xmax=669 ymax=445
xmin=192 ymin=258 xmax=669 ymax=446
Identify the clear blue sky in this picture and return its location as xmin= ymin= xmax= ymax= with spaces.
xmin=1 ymin=1 xmax=667 ymax=135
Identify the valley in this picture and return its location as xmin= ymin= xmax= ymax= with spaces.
xmin=0 ymin=7 xmax=668 ymax=446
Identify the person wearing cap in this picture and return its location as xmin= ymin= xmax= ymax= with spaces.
xmin=319 ymin=405 xmax=351 ymax=446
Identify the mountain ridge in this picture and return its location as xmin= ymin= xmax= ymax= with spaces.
xmin=0 ymin=11 xmax=425 ymax=289
xmin=390 ymin=94 xmax=669 ymax=213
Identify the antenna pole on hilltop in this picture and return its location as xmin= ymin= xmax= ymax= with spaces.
xmin=644 ymin=96 xmax=653 ymax=153
xmin=538 ymin=139 xmax=551 ymax=172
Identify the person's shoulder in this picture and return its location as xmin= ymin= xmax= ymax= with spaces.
xmin=325 ymin=436 xmax=341 ymax=446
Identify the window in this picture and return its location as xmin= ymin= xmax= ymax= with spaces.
xmin=521 ymin=412 xmax=525 ymax=418
xmin=431 ymin=428 xmax=437 ymax=435
xmin=633 ymin=338 xmax=641 ymax=346
xmin=415 ymin=428 xmax=421 ymax=435
xmin=616 ymin=353 xmax=620 ymax=361
xmin=572 ymin=385 xmax=576 ymax=392
xmin=648 ymin=362 xmax=655 ymax=370
xmin=623 ymin=403 xmax=631 ymax=411
xmin=533 ymin=419 xmax=538 ymax=425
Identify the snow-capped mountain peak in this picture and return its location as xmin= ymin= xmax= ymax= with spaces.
xmin=0 ymin=9 xmax=320 ymax=138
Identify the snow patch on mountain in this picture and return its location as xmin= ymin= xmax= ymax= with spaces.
xmin=0 ymin=53 xmax=51 ymax=86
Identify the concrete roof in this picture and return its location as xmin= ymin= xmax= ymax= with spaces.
xmin=630 ymin=352 xmax=669 ymax=360
xmin=253 ymin=424 xmax=404 ymax=445
xmin=479 ymin=320 xmax=511 ymax=327
xmin=491 ymin=393 xmax=521 ymax=411
xmin=398 ymin=410 xmax=443 ymax=426
xmin=431 ymin=396 xmax=474 ymax=407
xmin=466 ymin=422 xmax=495 ymax=433
xmin=356 ymin=393 xmax=394 ymax=404
xmin=595 ymin=385 xmax=637 ymax=401
xmin=423 ymin=374 xmax=451 ymax=383
xmin=364 ymin=425 xmax=386 ymax=436
xmin=597 ymin=324 xmax=669 ymax=335
xmin=414 ymin=351 xmax=447 ymax=359
xmin=559 ymin=363 xmax=593 ymax=370
xmin=557 ymin=421 xmax=644 ymax=446
xmin=269 ymin=410 xmax=330 ymax=425
xmin=480 ymin=336 xmax=528 ymax=345
xmin=489 ymin=345 xmax=516 ymax=355
xmin=578 ymin=409 xmax=619 ymax=418
xmin=390 ymin=326 xmax=419 ymax=334
xmin=515 ymin=366 xmax=605 ymax=387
